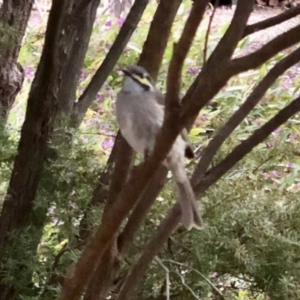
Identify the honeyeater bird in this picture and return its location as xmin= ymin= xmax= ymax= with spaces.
xmin=115 ymin=65 xmax=202 ymax=230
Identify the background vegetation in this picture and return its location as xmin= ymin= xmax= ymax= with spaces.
xmin=1 ymin=0 xmax=300 ymax=299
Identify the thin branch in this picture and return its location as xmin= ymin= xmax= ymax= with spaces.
xmin=72 ymin=0 xmax=149 ymax=125
xmin=78 ymin=136 xmax=120 ymax=242
xmin=195 ymin=94 xmax=300 ymax=195
xmin=118 ymin=167 xmax=168 ymax=255
xmin=60 ymin=154 xmax=165 ymax=299
xmin=206 ymin=0 xmax=254 ymax=65
xmin=138 ymin=0 xmax=182 ymax=80
xmin=203 ymin=1 xmax=218 ymax=67
xmin=181 ymin=0 xmax=254 ymax=125
xmin=154 ymin=257 xmax=170 ymax=300
xmin=231 ymin=23 xmax=300 ymax=75
xmin=115 ymin=205 xmax=182 ymax=300
xmin=163 ymin=259 xmax=225 ymax=300
xmin=165 ymin=0 xmax=208 ymax=108
xmin=242 ymin=4 xmax=300 ymax=38
xmin=154 ymin=0 xmax=208 ymax=173
xmin=170 ymin=269 xmax=200 ymax=299
xmin=192 ymin=46 xmax=300 ymax=183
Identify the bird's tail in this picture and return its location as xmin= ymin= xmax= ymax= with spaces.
xmin=176 ymin=179 xmax=202 ymax=230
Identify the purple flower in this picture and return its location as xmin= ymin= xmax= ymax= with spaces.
xmin=187 ymin=66 xmax=200 ymax=75
xmin=271 ymin=170 xmax=278 ymax=177
xmin=79 ymin=69 xmax=88 ymax=82
xmin=289 ymin=133 xmax=297 ymax=142
xmin=105 ymin=20 xmax=112 ymax=29
xmin=102 ymin=138 xmax=114 ymax=150
xmin=211 ymin=272 xmax=218 ymax=278
xmin=272 ymin=128 xmax=280 ymax=135
xmin=24 ymin=67 xmax=35 ymax=79
xmin=263 ymin=173 xmax=270 ymax=179
xmin=265 ymin=141 xmax=274 ymax=148
xmin=96 ymin=93 xmax=103 ymax=100
xmin=118 ymin=18 xmax=125 ymax=27
xmin=287 ymin=162 xmax=294 ymax=169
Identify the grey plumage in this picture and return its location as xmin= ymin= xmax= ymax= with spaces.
xmin=115 ymin=65 xmax=202 ymax=230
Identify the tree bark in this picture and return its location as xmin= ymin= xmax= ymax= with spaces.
xmin=0 ymin=1 xmax=67 ymax=298
xmin=0 ymin=0 xmax=103 ymax=298
xmin=56 ymin=0 xmax=100 ymax=114
xmin=0 ymin=0 xmax=33 ymax=120
xmin=0 ymin=57 xmax=23 ymax=120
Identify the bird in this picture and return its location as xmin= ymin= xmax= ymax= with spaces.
xmin=115 ymin=65 xmax=202 ymax=230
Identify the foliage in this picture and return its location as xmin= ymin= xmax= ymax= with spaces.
xmin=1 ymin=1 xmax=300 ymax=299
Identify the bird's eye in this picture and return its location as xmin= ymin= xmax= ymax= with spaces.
xmin=137 ymin=72 xmax=144 ymax=79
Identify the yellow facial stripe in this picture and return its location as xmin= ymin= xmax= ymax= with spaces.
xmin=131 ymin=74 xmax=152 ymax=87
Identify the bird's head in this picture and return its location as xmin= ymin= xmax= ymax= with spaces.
xmin=121 ymin=65 xmax=155 ymax=93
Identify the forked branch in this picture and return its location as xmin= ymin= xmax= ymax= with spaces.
xmin=243 ymin=4 xmax=300 ymax=38
xmin=192 ymin=46 xmax=300 ymax=182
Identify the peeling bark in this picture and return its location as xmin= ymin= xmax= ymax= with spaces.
xmin=0 ymin=57 xmax=23 ymax=120
xmin=0 ymin=0 xmax=33 ymax=120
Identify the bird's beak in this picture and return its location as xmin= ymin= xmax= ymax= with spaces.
xmin=122 ymin=69 xmax=131 ymax=76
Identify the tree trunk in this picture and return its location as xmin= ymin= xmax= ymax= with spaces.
xmin=0 ymin=1 xmax=67 ymax=298
xmin=0 ymin=0 xmax=102 ymax=298
xmin=0 ymin=0 xmax=33 ymax=120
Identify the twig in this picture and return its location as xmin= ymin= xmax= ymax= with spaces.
xmin=165 ymin=0 xmax=208 ymax=108
xmin=154 ymin=257 xmax=170 ymax=300
xmin=115 ymin=205 xmax=182 ymax=300
xmin=203 ymin=0 xmax=218 ymax=67
xmin=164 ymin=259 xmax=225 ymax=300
xmin=242 ymin=4 xmax=300 ymax=38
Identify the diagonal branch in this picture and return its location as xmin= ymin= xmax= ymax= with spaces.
xmin=72 ymin=0 xmax=149 ymax=125
xmin=165 ymin=0 xmax=208 ymax=109
xmin=113 ymin=93 xmax=300 ymax=300
xmin=60 ymin=2 xmax=202 ymax=297
xmin=203 ymin=1 xmax=218 ymax=66
xmin=116 ymin=205 xmax=182 ymax=300
xmin=192 ymin=46 xmax=300 ymax=182
xmin=83 ymin=2 xmax=184 ymax=297
xmin=117 ymin=166 xmax=168 ymax=255
xmin=163 ymin=259 xmax=225 ymax=299
xmin=181 ymin=0 xmax=254 ymax=125
xmin=139 ymin=0 xmax=182 ymax=80
xmin=242 ymin=4 xmax=300 ymax=38
xmin=195 ymin=93 xmax=300 ymax=195
xmin=117 ymin=0 xmax=183 ymax=257
xmin=155 ymin=0 xmax=208 ymax=165
xmin=231 ymin=23 xmax=300 ymax=74
xmin=207 ymin=0 xmax=254 ymax=64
